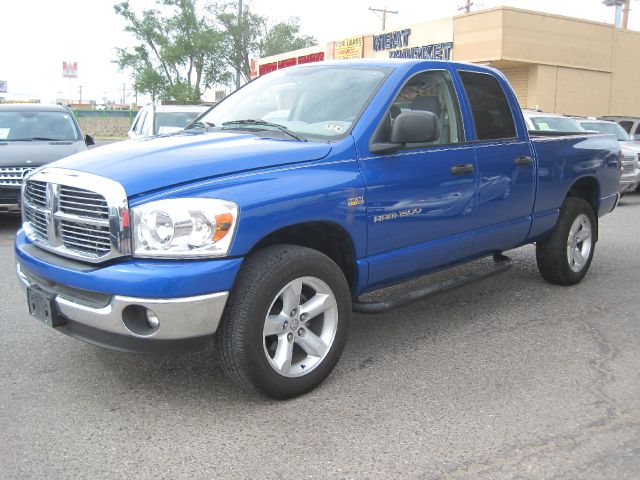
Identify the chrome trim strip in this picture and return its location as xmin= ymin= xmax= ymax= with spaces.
xmin=22 ymin=167 xmax=130 ymax=263
xmin=16 ymin=263 xmax=228 ymax=340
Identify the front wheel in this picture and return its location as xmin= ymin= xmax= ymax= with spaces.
xmin=215 ymin=245 xmax=351 ymax=399
xmin=536 ymin=197 xmax=596 ymax=285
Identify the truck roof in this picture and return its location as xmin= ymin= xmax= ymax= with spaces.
xmin=0 ymin=103 xmax=71 ymax=112
xmin=285 ymin=58 xmax=496 ymax=73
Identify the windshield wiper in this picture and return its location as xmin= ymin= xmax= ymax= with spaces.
xmin=184 ymin=120 xmax=216 ymax=131
xmin=11 ymin=137 xmax=61 ymax=141
xmin=222 ymin=119 xmax=306 ymax=142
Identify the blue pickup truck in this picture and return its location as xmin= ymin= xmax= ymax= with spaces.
xmin=15 ymin=60 xmax=620 ymax=399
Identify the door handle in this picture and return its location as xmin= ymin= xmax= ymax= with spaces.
xmin=515 ymin=155 xmax=533 ymax=166
xmin=451 ymin=163 xmax=474 ymax=175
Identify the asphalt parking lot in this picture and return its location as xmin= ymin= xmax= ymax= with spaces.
xmin=1 ymin=194 xmax=639 ymax=479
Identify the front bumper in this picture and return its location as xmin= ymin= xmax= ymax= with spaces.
xmin=16 ymin=263 xmax=229 ymax=353
xmin=0 ymin=185 xmax=21 ymax=212
xmin=619 ymin=167 xmax=640 ymax=193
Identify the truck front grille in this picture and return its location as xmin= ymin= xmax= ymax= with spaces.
xmin=623 ymin=162 xmax=635 ymax=174
xmin=59 ymin=185 xmax=110 ymax=220
xmin=21 ymin=168 xmax=130 ymax=263
xmin=60 ymin=220 xmax=112 ymax=256
xmin=0 ymin=167 xmax=35 ymax=187
xmin=23 ymin=207 xmax=48 ymax=240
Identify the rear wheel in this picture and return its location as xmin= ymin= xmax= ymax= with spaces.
xmin=215 ymin=245 xmax=351 ymax=399
xmin=536 ymin=197 xmax=596 ymax=285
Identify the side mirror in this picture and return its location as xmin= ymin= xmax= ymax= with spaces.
xmin=370 ymin=111 xmax=439 ymax=154
xmin=85 ymin=134 xmax=95 ymax=146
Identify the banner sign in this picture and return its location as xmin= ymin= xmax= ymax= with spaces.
xmin=258 ymin=52 xmax=325 ymax=76
xmin=334 ymin=36 xmax=363 ymax=59
xmin=62 ymin=61 xmax=78 ymax=78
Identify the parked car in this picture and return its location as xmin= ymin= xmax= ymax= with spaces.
xmin=0 ymin=104 xmax=93 ymax=213
xmin=128 ymin=104 xmax=209 ymax=140
xmin=16 ymin=60 xmax=620 ymax=399
xmin=599 ymin=116 xmax=640 ymax=141
xmin=522 ymin=110 xmax=586 ymax=133
xmin=575 ymin=118 xmax=640 ymax=193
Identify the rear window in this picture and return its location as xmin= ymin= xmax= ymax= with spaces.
xmin=580 ymin=121 xmax=629 ymax=141
xmin=0 ymin=110 xmax=80 ymax=141
xmin=531 ymin=116 xmax=585 ymax=133
xmin=458 ymin=71 xmax=516 ymax=141
xmin=619 ymin=121 xmax=633 ymax=133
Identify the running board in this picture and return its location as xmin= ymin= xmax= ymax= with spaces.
xmin=352 ymin=254 xmax=512 ymax=314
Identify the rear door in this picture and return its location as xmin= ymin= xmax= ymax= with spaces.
xmin=456 ymin=69 xmax=536 ymax=255
xmin=358 ymin=68 xmax=478 ymax=289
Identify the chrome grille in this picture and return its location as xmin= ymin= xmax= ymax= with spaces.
xmin=23 ymin=206 xmax=47 ymax=240
xmin=59 ymin=185 xmax=109 ymax=220
xmin=0 ymin=167 xmax=35 ymax=186
xmin=60 ymin=220 xmax=111 ymax=256
xmin=24 ymin=180 xmax=47 ymax=207
xmin=21 ymin=168 xmax=130 ymax=263
xmin=623 ymin=162 xmax=635 ymax=174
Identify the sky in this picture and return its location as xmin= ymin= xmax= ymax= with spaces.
xmin=1 ymin=0 xmax=638 ymax=104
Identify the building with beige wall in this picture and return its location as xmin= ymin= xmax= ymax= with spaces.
xmin=253 ymin=7 xmax=640 ymax=117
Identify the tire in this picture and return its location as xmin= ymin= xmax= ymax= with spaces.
xmin=214 ymin=245 xmax=351 ymax=399
xmin=536 ymin=197 xmax=596 ymax=286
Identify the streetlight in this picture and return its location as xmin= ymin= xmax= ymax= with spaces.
xmin=602 ymin=0 xmax=629 ymax=29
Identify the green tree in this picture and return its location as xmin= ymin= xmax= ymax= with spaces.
xmin=261 ymin=18 xmax=316 ymax=58
xmin=211 ymin=2 xmax=318 ymax=83
xmin=114 ymin=0 xmax=230 ymax=103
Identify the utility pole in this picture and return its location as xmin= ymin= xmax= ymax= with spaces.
xmin=369 ymin=6 xmax=398 ymax=31
xmin=78 ymin=85 xmax=83 ymax=104
xmin=236 ymin=0 xmax=242 ymax=90
xmin=122 ymin=83 xmax=126 ymax=106
xmin=458 ymin=1 xmax=474 ymax=14
xmin=622 ymin=0 xmax=630 ymax=29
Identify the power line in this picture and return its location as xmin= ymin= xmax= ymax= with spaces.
xmin=369 ymin=6 xmax=398 ymax=31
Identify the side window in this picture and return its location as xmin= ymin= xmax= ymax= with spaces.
xmin=634 ymin=122 xmax=640 ymax=136
xmin=619 ymin=121 xmax=633 ymax=134
xmin=134 ymin=111 xmax=148 ymax=135
xmin=459 ymin=71 xmax=516 ymax=141
xmin=131 ymin=111 xmax=142 ymax=133
xmin=374 ymin=70 xmax=464 ymax=147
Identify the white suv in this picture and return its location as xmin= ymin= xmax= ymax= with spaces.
xmin=128 ymin=104 xmax=209 ymax=140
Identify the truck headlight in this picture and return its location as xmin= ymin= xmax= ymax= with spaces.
xmin=132 ymin=199 xmax=238 ymax=258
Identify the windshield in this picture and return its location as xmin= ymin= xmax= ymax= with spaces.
xmin=199 ymin=65 xmax=388 ymax=140
xmin=0 ymin=110 xmax=80 ymax=141
xmin=530 ymin=116 xmax=585 ymax=132
xmin=155 ymin=111 xmax=204 ymax=135
xmin=579 ymin=121 xmax=631 ymax=141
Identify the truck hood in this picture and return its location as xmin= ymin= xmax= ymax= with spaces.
xmin=620 ymin=141 xmax=640 ymax=153
xmin=53 ymin=131 xmax=333 ymax=196
xmin=0 ymin=140 xmax=87 ymax=168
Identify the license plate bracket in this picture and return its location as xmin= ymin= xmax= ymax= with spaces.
xmin=27 ymin=287 xmax=65 ymax=327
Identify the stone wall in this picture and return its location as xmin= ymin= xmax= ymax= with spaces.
xmin=77 ymin=117 xmax=131 ymax=138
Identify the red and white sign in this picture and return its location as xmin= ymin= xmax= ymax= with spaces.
xmin=62 ymin=61 xmax=78 ymax=78
xmin=258 ymin=52 xmax=325 ymax=77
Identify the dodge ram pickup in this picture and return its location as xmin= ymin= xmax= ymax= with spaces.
xmin=15 ymin=60 xmax=621 ymax=399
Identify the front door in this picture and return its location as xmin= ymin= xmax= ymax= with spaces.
xmin=358 ymin=69 xmax=478 ymax=290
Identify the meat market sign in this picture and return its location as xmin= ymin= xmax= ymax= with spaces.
xmin=373 ymin=28 xmax=453 ymax=60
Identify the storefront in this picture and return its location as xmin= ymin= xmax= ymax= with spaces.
xmin=253 ymin=7 xmax=640 ymax=117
